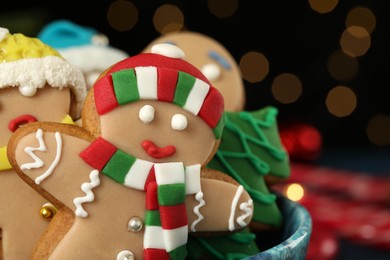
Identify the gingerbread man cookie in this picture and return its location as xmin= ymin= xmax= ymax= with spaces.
xmin=8 ymin=43 xmax=253 ymax=259
xmin=0 ymin=27 xmax=86 ymax=259
xmin=144 ymin=31 xmax=290 ymax=231
xmin=143 ymin=31 xmax=245 ymax=112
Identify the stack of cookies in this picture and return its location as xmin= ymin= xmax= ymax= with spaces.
xmin=1 ymin=26 xmax=290 ymax=260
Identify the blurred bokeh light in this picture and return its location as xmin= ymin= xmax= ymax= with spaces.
xmin=207 ymin=0 xmax=238 ymax=18
xmin=366 ymin=115 xmax=390 ymax=147
xmin=346 ymin=6 xmax=376 ymax=34
xmin=153 ymin=4 xmax=184 ymax=34
xmin=308 ymin=0 xmax=338 ymax=14
xmin=107 ymin=0 xmax=138 ymax=31
xmin=285 ymin=183 xmax=305 ymax=201
xmin=271 ymin=73 xmax=302 ymax=104
xmin=340 ymin=26 xmax=371 ymax=57
xmin=327 ymin=50 xmax=359 ymax=81
xmin=239 ymin=51 xmax=269 ymax=83
xmin=326 ymin=86 xmax=357 ymax=117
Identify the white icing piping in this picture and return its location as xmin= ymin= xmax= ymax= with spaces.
xmin=21 ymin=129 xmax=62 ymax=185
xmin=21 ymin=128 xmax=47 ymax=170
xmin=236 ymin=199 xmax=253 ymax=227
xmin=35 ymin=132 xmax=62 ymax=185
xmin=73 ymin=169 xmax=100 ymax=218
xmin=228 ymin=185 xmax=244 ymax=231
xmin=190 ymin=191 xmax=205 ymax=232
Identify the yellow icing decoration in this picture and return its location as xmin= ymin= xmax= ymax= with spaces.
xmin=0 ymin=146 xmax=12 ymax=171
xmin=62 ymin=114 xmax=75 ymax=124
xmin=0 ymin=33 xmax=62 ymax=62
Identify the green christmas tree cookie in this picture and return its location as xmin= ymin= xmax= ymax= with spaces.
xmin=207 ymin=106 xmax=290 ymax=230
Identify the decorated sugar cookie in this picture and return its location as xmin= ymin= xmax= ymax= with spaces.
xmin=8 ymin=43 xmax=253 ymax=259
xmin=0 ymin=27 xmax=86 ymax=259
xmin=143 ymin=31 xmax=245 ymax=112
xmin=207 ymin=106 xmax=290 ymax=231
xmin=38 ymin=19 xmax=129 ymax=89
xmin=144 ymin=31 xmax=290 ymax=233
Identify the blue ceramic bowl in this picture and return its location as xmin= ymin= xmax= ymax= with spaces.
xmin=244 ymin=194 xmax=312 ymax=260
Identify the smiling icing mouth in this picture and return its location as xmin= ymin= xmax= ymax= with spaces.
xmin=142 ymin=140 xmax=176 ymax=159
xmin=8 ymin=114 xmax=37 ymax=132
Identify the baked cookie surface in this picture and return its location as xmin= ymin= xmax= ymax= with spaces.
xmin=8 ymin=43 xmax=253 ymax=260
xmin=0 ymin=26 xmax=86 ymax=260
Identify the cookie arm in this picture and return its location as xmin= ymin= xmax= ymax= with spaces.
xmin=186 ymin=177 xmax=253 ymax=233
xmin=7 ymin=122 xmax=95 ymax=210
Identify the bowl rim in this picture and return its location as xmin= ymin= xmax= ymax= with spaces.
xmin=244 ymin=193 xmax=313 ymax=259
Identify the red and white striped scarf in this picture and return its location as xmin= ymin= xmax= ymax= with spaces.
xmin=80 ymin=137 xmax=204 ymax=259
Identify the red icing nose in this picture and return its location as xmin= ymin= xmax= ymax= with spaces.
xmin=142 ymin=140 xmax=176 ymax=159
xmin=8 ymin=115 xmax=37 ymax=132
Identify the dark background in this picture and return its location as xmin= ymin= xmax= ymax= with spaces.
xmin=2 ymin=0 xmax=390 ymax=151
xmin=2 ymin=1 xmax=390 ymax=259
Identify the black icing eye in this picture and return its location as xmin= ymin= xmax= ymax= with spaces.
xmin=171 ymin=114 xmax=188 ymax=130
xmin=139 ymin=105 xmax=155 ymax=124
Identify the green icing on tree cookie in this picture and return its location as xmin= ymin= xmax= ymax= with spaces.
xmin=207 ymin=106 xmax=290 ymax=227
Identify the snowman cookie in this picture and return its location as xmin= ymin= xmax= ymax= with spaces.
xmin=0 ymin=27 xmax=86 ymax=259
xmin=8 ymin=43 xmax=253 ymax=259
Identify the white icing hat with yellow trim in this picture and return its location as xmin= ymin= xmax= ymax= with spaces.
xmin=0 ymin=27 xmax=87 ymax=118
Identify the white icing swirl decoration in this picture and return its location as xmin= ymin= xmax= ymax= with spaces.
xmin=21 ymin=129 xmax=63 ymax=185
xmin=237 ymin=199 xmax=253 ymax=227
xmin=190 ymin=191 xmax=205 ymax=232
xmin=73 ymin=169 xmax=101 ymax=218
xmin=21 ymin=129 xmax=47 ymax=170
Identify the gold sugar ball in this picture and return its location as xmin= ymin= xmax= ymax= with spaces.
xmin=40 ymin=202 xmax=57 ymax=220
